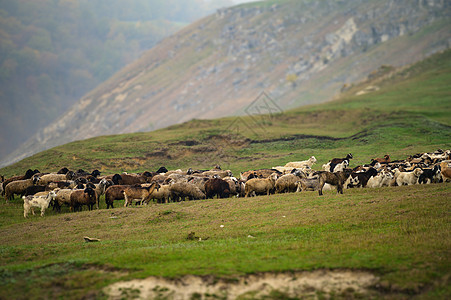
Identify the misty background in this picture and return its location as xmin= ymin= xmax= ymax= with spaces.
xmin=0 ymin=0 xmax=256 ymax=162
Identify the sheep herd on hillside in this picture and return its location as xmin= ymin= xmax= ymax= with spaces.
xmin=1 ymin=149 xmax=450 ymax=218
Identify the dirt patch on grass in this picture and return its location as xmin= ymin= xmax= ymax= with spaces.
xmin=104 ymin=269 xmax=379 ymax=299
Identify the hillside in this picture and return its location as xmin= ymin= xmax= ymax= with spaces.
xmin=1 ymin=48 xmax=450 ymax=177
xmin=0 ymin=0 xmax=235 ymax=161
xmin=2 ymin=0 xmax=450 ymax=168
xmin=0 ymin=44 xmax=450 ymax=300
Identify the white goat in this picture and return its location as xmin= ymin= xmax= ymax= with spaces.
xmin=23 ymin=190 xmax=57 ymax=218
xmin=284 ymin=156 xmax=317 ymax=169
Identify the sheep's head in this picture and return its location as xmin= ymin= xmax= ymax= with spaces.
xmin=32 ymin=174 xmax=40 ymax=185
xmin=310 ymin=156 xmax=317 ymax=163
xmin=48 ymin=190 xmax=57 ymax=200
xmin=346 ymin=153 xmax=353 ymax=160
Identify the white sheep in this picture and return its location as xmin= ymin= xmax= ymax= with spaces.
xmin=23 ymin=191 xmax=57 ymax=218
xmin=394 ymin=168 xmax=423 ymax=186
xmin=366 ymin=170 xmax=394 ymax=188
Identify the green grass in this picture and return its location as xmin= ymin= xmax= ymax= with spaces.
xmin=0 ymin=184 xmax=450 ymax=299
xmin=0 ymin=48 xmax=450 ymax=299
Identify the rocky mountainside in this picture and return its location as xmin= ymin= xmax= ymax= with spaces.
xmin=2 ymin=0 xmax=450 ymax=167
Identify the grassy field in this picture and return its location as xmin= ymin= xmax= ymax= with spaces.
xmin=0 ymin=51 xmax=450 ymax=299
xmin=0 ymin=184 xmax=450 ymax=299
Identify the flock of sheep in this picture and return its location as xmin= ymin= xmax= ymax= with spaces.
xmin=1 ymin=149 xmax=450 ymax=218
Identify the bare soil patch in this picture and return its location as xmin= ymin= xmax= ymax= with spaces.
xmin=104 ymin=269 xmax=379 ymax=299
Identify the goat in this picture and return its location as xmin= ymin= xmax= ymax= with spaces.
xmin=23 ymin=191 xmax=57 ymax=218
xmin=330 ymin=153 xmax=353 ymax=165
xmin=123 ymin=182 xmax=160 ymax=206
xmin=418 ymin=165 xmax=441 ymax=184
xmin=317 ymin=169 xmax=352 ymax=195
xmin=371 ymin=154 xmax=391 ymax=165
xmin=322 ymin=160 xmax=349 ymax=172
xmin=284 ymin=156 xmax=317 ymax=169
xmin=346 ymin=168 xmax=378 ymax=188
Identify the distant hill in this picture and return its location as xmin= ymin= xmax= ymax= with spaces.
xmin=2 ymin=0 xmax=450 ymax=167
xmin=0 ymin=0 xmax=235 ymax=161
xmin=1 ymin=47 xmax=450 ymax=177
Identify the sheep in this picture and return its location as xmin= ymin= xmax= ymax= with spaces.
xmin=440 ymin=161 xmax=451 ymax=182
xmin=169 ymin=182 xmax=206 ymax=201
xmin=70 ymin=187 xmax=97 ymax=211
xmin=330 ymin=153 xmax=353 ymax=165
xmin=366 ymin=170 xmax=394 ymax=188
xmin=104 ymin=173 xmax=147 ymax=185
xmin=204 ymin=178 xmax=230 ymax=199
xmin=21 ymin=185 xmax=47 ymax=197
xmin=394 ymin=168 xmax=423 ymax=186
xmin=53 ymin=188 xmax=73 ymax=212
xmin=4 ymin=175 xmax=40 ymax=203
xmin=223 ymin=176 xmax=242 ymax=197
xmin=2 ymin=169 xmax=39 ymax=195
xmin=188 ymin=176 xmax=209 ymax=193
xmin=275 ymin=172 xmax=306 ymax=193
xmin=317 ymin=169 xmax=353 ymax=196
xmin=105 ymin=185 xmax=130 ymax=209
xmin=38 ymin=173 xmax=68 ymax=185
xmin=201 ymin=169 xmax=233 ymax=178
xmin=240 ymin=169 xmax=281 ymax=181
xmin=123 ymin=182 xmax=160 ymax=206
xmin=284 ymin=156 xmax=317 ymax=169
xmin=23 ymin=190 xmax=57 ymax=218
xmin=245 ymin=173 xmax=278 ymax=197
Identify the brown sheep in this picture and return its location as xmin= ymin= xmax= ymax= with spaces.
xmin=244 ymin=173 xmax=278 ymax=197
xmin=123 ymin=182 xmax=160 ymax=206
xmin=70 ymin=187 xmax=97 ymax=211
xmin=105 ymin=185 xmax=129 ymax=209
xmin=53 ymin=188 xmax=73 ymax=212
xmin=204 ymin=178 xmax=230 ymax=199
xmin=4 ymin=175 xmax=40 ymax=203
xmin=2 ymin=169 xmax=39 ymax=195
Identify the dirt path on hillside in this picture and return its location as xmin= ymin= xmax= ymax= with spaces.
xmin=104 ymin=269 xmax=379 ymax=299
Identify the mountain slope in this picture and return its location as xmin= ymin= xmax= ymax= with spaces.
xmin=0 ymin=0 xmax=235 ymax=161
xmin=1 ymin=48 xmax=450 ymax=177
xmin=2 ymin=0 xmax=450 ymax=167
